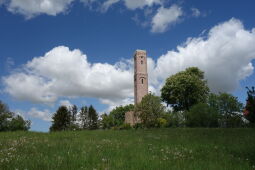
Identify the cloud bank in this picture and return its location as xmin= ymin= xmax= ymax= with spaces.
xmin=1 ymin=1 xmax=194 ymax=33
xmin=3 ymin=18 xmax=255 ymax=116
xmin=6 ymin=0 xmax=75 ymax=19
xmin=124 ymin=0 xmax=162 ymax=10
xmin=3 ymin=0 xmax=162 ymax=18
xmin=3 ymin=46 xmax=133 ymax=105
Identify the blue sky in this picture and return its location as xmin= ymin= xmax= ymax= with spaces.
xmin=0 ymin=0 xmax=255 ymax=132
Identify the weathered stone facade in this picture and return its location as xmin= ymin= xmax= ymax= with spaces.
xmin=125 ymin=50 xmax=148 ymax=125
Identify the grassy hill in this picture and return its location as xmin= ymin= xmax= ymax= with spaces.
xmin=0 ymin=129 xmax=255 ymax=170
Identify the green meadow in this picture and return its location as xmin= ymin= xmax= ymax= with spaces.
xmin=0 ymin=129 xmax=255 ymax=170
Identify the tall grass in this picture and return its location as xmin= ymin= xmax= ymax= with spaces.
xmin=0 ymin=129 xmax=254 ymax=170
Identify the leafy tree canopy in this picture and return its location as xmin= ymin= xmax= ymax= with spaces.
xmin=161 ymin=67 xmax=209 ymax=111
xmin=208 ymin=93 xmax=244 ymax=127
xmin=135 ymin=94 xmax=165 ymax=128
xmin=109 ymin=104 xmax=134 ymax=126
xmin=208 ymin=93 xmax=243 ymax=115
xmin=0 ymin=100 xmax=30 ymax=131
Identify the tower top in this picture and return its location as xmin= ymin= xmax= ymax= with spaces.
xmin=134 ymin=50 xmax=146 ymax=56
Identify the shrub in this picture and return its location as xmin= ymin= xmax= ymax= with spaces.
xmin=133 ymin=123 xmax=143 ymax=129
xmin=157 ymin=118 xmax=168 ymax=128
xmin=167 ymin=111 xmax=186 ymax=127
xmin=135 ymin=94 xmax=165 ymax=128
xmin=118 ymin=123 xmax=132 ymax=130
xmin=219 ymin=114 xmax=246 ymax=128
xmin=109 ymin=104 xmax=134 ymax=127
xmin=185 ymin=103 xmax=219 ymax=127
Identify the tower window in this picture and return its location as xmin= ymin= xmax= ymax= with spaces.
xmin=141 ymin=60 xmax=143 ymax=64
xmin=141 ymin=79 xmax=144 ymax=84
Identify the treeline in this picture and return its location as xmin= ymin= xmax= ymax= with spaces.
xmin=0 ymin=101 xmax=31 ymax=132
xmin=101 ymin=67 xmax=255 ymax=129
xmin=50 ymin=105 xmax=98 ymax=131
xmin=50 ymin=67 xmax=255 ymax=131
xmin=49 ymin=104 xmax=135 ymax=131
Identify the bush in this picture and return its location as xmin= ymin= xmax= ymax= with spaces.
xmin=133 ymin=123 xmax=143 ymax=129
xmin=135 ymin=94 xmax=165 ymax=128
xmin=167 ymin=111 xmax=186 ymax=127
xmin=157 ymin=118 xmax=168 ymax=128
xmin=101 ymin=114 xmax=114 ymax=129
xmin=219 ymin=114 xmax=246 ymax=128
xmin=109 ymin=104 xmax=134 ymax=127
xmin=185 ymin=103 xmax=219 ymax=127
xmin=118 ymin=123 xmax=132 ymax=130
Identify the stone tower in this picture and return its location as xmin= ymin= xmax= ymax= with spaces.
xmin=125 ymin=50 xmax=148 ymax=125
xmin=134 ymin=50 xmax=148 ymax=104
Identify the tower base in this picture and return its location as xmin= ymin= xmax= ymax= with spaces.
xmin=125 ymin=111 xmax=140 ymax=126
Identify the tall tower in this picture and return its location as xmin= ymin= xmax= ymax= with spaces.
xmin=134 ymin=50 xmax=148 ymax=104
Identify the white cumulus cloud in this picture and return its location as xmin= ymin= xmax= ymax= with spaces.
xmin=151 ymin=4 xmax=183 ymax=33
xmin=152 ymin=18 xmax=255 ymax=93
xmin=124 ymin=0 xmax=162 ymax=10
xmin=2 ymin=18 xmax=255 ymax=115
xmin=3 ymin=46 xmax=133 ymax=105
xmin=7 ymin=0 xmax=75 ymax=18
xmin=28 ymin=108 xmax=52 ymax=121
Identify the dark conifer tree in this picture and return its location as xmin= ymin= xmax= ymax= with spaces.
xmin=50 ymin=106 xmax=71 ymax=131
xmin=88 ymin=105 xmax=98 ymax=129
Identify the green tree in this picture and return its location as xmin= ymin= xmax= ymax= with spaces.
xmin=88 ymin=105 xmax=98 ymax=129
xmin=0 ymin=100 xmax=30 ymax=131
xmin=109 ymin=104 xmax=134 ymax=126
xmin=161 ymin=67 xmax=209 ymax=111
xmin=135 ymin=94 xmax=165 ymax=128
xmin=50 ymin=106 xmax=71 ymax=131
xmin=100 ymin=113 xmax=114 ymax=129
xmin=244 ymin=87 xmax=255 ymax=124
xmin=80 ymin=106 xmax=88 ymax=129
xmin=0 ymin=101 xmax=12 ymax=131
xmin=9 ymin=115 xmax=31 ymax=131
xmin=208 ymin=93 xmax=244 ymax=127
xmin=185 ymin=103 xmax=219 ymax=127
